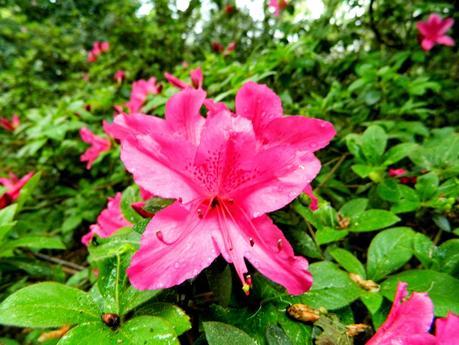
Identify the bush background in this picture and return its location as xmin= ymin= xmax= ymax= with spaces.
xmin=0 ymin=0 xmax=458 ymax=344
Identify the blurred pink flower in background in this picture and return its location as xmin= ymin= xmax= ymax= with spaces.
xmin=0 ymin=172 xmax=34 ymax=209
xmin=0 ymin=114 xmax=20 ymax=131
xmin=125 ymin=77 xmax=161 ymax=113
xmin=106 ymin=82 xmax=335 ymax=295
xmin=388 ymin=168 xmax=408 ymax=177
xmin=269 ymin=0 xmax=288 ymax=16
xmin=79 ymin=127 xmax=111 ymax=169
xmin=165 ymin=67 xmax=203 ymax=90
xmin=87 ymin=41 xmax=110 ymax=62
xmin=435 ymin=313 xmax=459 ymax=345
xmin=417 ymin=13 xmax=455 ymax=51
xmin=82 ymin=193 xmax=131 ymax=245
xmin=114 ymin=70 xmax=126 ymax=84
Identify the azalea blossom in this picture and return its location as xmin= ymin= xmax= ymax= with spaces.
xmin=269 ymin=0 xmax=288 ymax=16
xmin=114 ymin=70 xmax=126 ymax=84
xmin=105 ymin=82 xmax=335 ymax=294
xmin=416 ymin=14 xmax=455 ymax=51
xmin=125 ymin=77 xmax=161 ymax=113
xmin=87 ymin=41 xmax=110 ymax=62
xmin=388 ymin=168 xmax=408 ymax=177
xmin=0 ymin=114 xmax=20 ymax=131
xmin=82 ymin=193 xmax=131 ymax=246
xmin=79 ymin=127 xmax=111 ymax=169
xmin=435 ymin=312 xmax=459 ymax=345
xmin=164 ymin=67 xmax=203 ymax=90
xmin=0 ymin=172 xmax=34 ymax=209
xmin=224 ymin=41 xmax=237 ymax=55
xmin=367 ymin=282 xmax=435 ymax=344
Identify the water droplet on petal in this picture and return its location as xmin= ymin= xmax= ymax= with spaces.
xmin=174 ymin=262 xmax=180 ymax=269
xmin=299 ymin=164 xmax=305 ymax=170
xmin=277 ymin=239 xmax=283 ymax=252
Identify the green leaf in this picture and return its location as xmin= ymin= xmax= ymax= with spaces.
xmin=0 ymin=282 xmax=100 ymax=327
xmin=203 ymin=321 xmax=257 ymax=345
xmin=329 ymin=248 xmax=366 ymax=278
xmin=58 ymin=316 xmax=179 ymax=345
xmin=361 ymin=125 xmax=387 ymax=163
xmin=1 ymin=235 xmax=65 ymax=252
xmin=382 ymin=143 xmax=417 ymax=166
xmin=88 ymin=229 xmax=140 ymax=262
xmin=316 ymin=227 xmax=348 ymax=245
xmin=265 ymin=325 xmax=293 ymax=345
xmin=437 ymin=240 xmax=459 ymax=276
xmin=291 ymin=261 xmax=361 ymax=310
xmin=376 ymin=179 xmax=400 ymax=202
xmin=145 ymin=303 xmax=191 ymax=336
xmin=206 ymin=264 xmax=233 ymax=306
xmin=415 ymin=172 xmax=439 ymax=201
xmin=0 ymin=204 xmax=17 ymax=243
xmin=348 ymin=210 xmax=400 ymax=232
xmin=413 ymin=233 xmax=436 ymax=268
xmin=367 ymin=227 xmax=414 ymax=281
xmin=121 ymin=287 xmax=160 ymax=315
xmin=289 ymin=228 xmax=322 ymax=258
xmin=360 ymin=292 xmax=383 ymax=314
xmin=390 ymin=185 xmax=421 ymax=214
xmin=381 ymin=270 xmax=459 ymax=316
xmin=339 ymin=198 xmax=368 ymax=218
xmin=120 ymin=186 xmax=143 ymax=224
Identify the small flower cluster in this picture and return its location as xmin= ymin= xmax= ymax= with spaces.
xmin=87 ymin=41 xmax=110 ymax=63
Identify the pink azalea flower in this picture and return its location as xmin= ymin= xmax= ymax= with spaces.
xmin=224 ymin=41 xmax=237 ymax=55
xmin=303 ymin=185 xmax=318 ymax=211
xmin=0 ymin=114 xmax=20 ymax=131
xmin=269 ymin=0 xmax=288 ymax=16
xmin=388 ymin=168 xmax=408 ymax=177
xmin=114 ymin=70 xmax=126 ymax=84
xmin=367 ymin=282 xmax=436 ymax=345
xmin=416 ymin=13 xmax=455 ymax=51
xmin=87 ymin=51 xmax=97 ymax=63
xmin=79 ymin=127 xmax=111 ymax=169
xmin=0 ymin=172 xmax=34 ymax=209
xmin=164 ymin=67 xmax=204 ymax=90
xmin=435 ymin=312 xmax=459 ymax=344
xmin=105 ymin=82 xmax=335 ymax=294
xmin=125 ymin=77 xmax=161 ymax=114
xmin=82 ymin=193 xmax=132 ymax=246
xmin=100 ymin=41 xmax=110 ymax=52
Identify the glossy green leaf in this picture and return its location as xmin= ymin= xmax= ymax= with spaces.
xmin=204 ymin=321 xmax=257 ymax=345
xmin=348 ymin=210 xmax=400 ymax=232
xmin=329 ymin=248 xmax=366 ymax=278
xmin=0 ymin=282 xmax=100 ymax=327
xmin=58 ymin=316 xmax=179 ymax=345
xmin=367 ymin=227 xmax=414 ymax=281
xmin=265 ymin=325 xmax=293 ymax=345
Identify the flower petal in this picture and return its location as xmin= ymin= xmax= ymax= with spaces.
xmin=165 ymin=88 xmax=207 ymax=145
xmin=235 ymin=81 xmax=283 ymax=135
xmin=127 ymin=202 xmax=220 ymax=290
xmin=435 ymin=312 xmax=459 ymax=344
xmin=367 ymin=282 xmax=435 ymax=345
xmin=437 ymin=35 xmax=455 ymax=46
xmin=164 ymin=72 xmax=189 ymax=89
xmin=421 ymin=38 xmax=435 ymax=51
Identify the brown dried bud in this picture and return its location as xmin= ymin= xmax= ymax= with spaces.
xmin=38 ymin=325 xmax=71 ymax=342
xmin=287 ymin=304 xmax=321 ymax=323
xmin=102 ymin=313 xmax=120 ymax=330
xmin=337 ymin=214 xmax=351 ymax=229
xmin=349 ymin=273 xmax=380 ymax=292
xmin=346 ymin=323 xmax=370 ymax=337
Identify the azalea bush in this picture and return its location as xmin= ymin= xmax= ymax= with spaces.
xmin=0 ymin=0 xmax=458 ymax=344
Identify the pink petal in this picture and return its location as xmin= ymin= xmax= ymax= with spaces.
xmin=367 ymin=282 xmax=435 ymax=345
xmin=164 ymin=88 xmax=207 ymax=145
xmin=388 ymin=168 xmax=408 ymax=177
xmin=119 ymin=132 xmax=202 ymax=203
xmin=3 ymin=172 xmax=34 ymax=201
xmin=190 ymin=67 xmax=203 ymax=89
xmin=428 ymin=13 xmax=442 ymax=28
xmin=303 ymin=185 xmax=318 ymax=210
xmin=164 ymin=72 xmax=189 ymax=90
xmin=235 ymin=81 xmax=283 ymax=135
xmin=127 ymin=201 xmax=221 ymax=290
xmin=435 ymin=312 xmax=459 ymax=344
xmin=437 ymin=35 xmax=455 ymax=46
xmin=203 ymin=99 xmax=229 ymax=117
xmin=81 ymin=231 xmax=94 ymax=246
xmin=104 ymin=113 xmax=168 ymax=142
xmin=79 ymin=128 xmax=111 ymax=169
xmin=416 ymin=22 xmax=431 ymax=37
xmin=439 ymin=18 xmax=454 ymax=35
xmin=421 ymin=39 xmax=435 ymax=51
xmin=232 ymin=212 xmax=312 ymax=295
